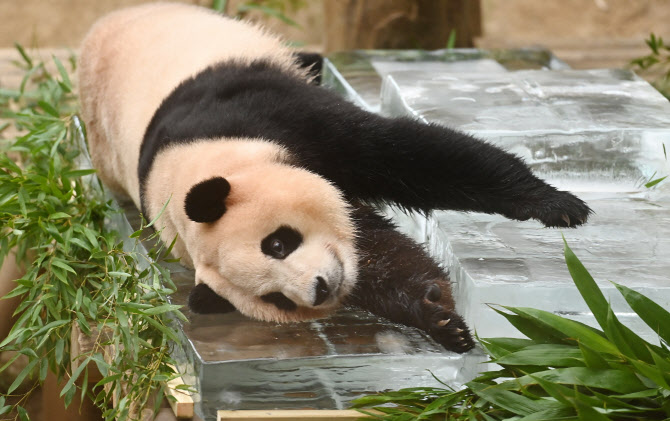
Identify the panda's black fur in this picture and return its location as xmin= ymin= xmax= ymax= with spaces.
xmin=80 ymin=4 xmax=591 ymax=354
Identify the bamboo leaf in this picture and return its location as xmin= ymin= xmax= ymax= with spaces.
xmin=491 ymin=306 xmax=566 ymax=344
xmin=563 ymin=237 xmax=609 ymax=330
xmin=504 ymin=306 xmax=619 ymax=355
xmin=212 ymin=0 xmax=227 ymax=12
xmin=574 ymin=397 xmax=611 ymax=421
xmin=60 ymin=356 xmax=90 ymax=398
xmin=494 ymin=344 xmax=585 ymax=367
xmin=51 ymin=258 xmax=77 ymax=274
xmin=31 ymin=319 xmax=69 ymax=338
xmin=614 ymin=282 xmax=670 ymax=345
xmin=14 ymin=43 xmax=33 ymax=68
xmin=645 ymin=175 xmax=667 ymax=188
xmin=49 ymin=212 xmax=72 ymax=220
xmin=8 ymin=357 xmax=39 ymax=393
xmin=468 ymin=381 xmax=563 ymax=416
xmin=108 ymin=271 xmax=131 ymax=279
xmin=63 ymin=168 xmax=97 ymax=178
xmin=38 ymin=100 xmax=59 ymax=117
xmin=528 ymin=373 xmax=573 ymax=406
xmin=16 ymin=406 xmax=29 ymax=421
xmin=446 ymin=29 xmax=457 ymax=49
xmin=140 ymin=303 xmax=182 ymax=315
xmin=628 ymin=358 xmax=670 ymax=389
xmin=146 ymin=196 xmax=170 ymax=228
xmin=498 ymin=366 xmax=649 ymax=395
xmin=515 ymin=406 xmax=576 ymax=421
xmin=53 ymin=56 xmax=72 ymax=91
xmin=647 ymin=347 xmax=670 ymax=387
xmin=578 ymin=342 xmax=610 ymax=369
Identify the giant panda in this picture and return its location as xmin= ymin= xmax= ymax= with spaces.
xmin=78 ymin=3 xmax=591 ymax=353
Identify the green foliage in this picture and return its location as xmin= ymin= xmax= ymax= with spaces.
xmin=0 ymin=47 xmax=186 ymax=419
xmin=446 ymin=29 xmax=457 ymax=50
xmin=631 ymin=33 xmax=670 ymax=99
xmin=352 ymin=238 xmax=670 ymax=420
xmin=212 ymin=0 xmax=306 ymax=28
xmin=630 ymin=34 xmax=669 ymax=190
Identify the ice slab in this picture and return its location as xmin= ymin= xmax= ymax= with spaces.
xmin=428 ymin=193 xmax=670 ymax=342
xmin=381 ymin=69 xmax=670 ymax=193
xmin=322 ymin=48 xmax=569 ymax=112
xmin=112 ymin=202 xmax=487 ymax=420
xmin=379 ymin=68 xmax=670 ymax=344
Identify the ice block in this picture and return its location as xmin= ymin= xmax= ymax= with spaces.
xmin=322 ymin=48 xmax=569 ymax=112
xmin=113 ymin=202 xmax=487 ymax=420
xmin=380 ymin=68 xmax=670 ymax=343
xmin=428 ymin=194 xmax=670 ymax=341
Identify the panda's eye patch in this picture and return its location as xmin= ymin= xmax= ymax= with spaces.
xmin=261 ymin=226 xmax=302 ymax=259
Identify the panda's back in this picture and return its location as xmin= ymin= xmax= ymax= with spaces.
xmin=78 ymin=2 xmax=298 ymax=204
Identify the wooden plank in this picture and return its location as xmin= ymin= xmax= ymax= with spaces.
xmin=218 ymin=409 xmax=376 ymax=421
xmin=165 ymin=366 xmax=195 ymax=418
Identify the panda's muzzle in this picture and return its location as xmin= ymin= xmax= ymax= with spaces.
xmin=261 ymin=274 xmax=341 ymax=311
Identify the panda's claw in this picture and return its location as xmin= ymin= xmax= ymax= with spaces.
xmin=561 ymin=214 xmax=571 ymax=226
xmin=437 ymin=318 xmax=451 ymax=327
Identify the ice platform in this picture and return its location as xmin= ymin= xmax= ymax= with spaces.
xmin=113 ymin=204 xmax=487 ymax=420
xmin=103 ymin=50 xmax=670 ymax=419
xmin=376 ymin=67 xmax=670 ymax=342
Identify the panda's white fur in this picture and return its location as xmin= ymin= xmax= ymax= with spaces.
xmin=79 ymin=2 xmax=357 ymax=322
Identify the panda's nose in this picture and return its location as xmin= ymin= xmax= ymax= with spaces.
xmin=313 ymin=276 xmax=329 ymax=306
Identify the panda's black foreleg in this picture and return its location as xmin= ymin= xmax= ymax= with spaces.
xmin=344 ymin=205 xmax=474 ymax=353
xmin=308 ymin=107 xmax=592 ymax=228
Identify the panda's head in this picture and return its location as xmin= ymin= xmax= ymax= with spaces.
xmin=181 ymin=163 xmax=358 ymax=322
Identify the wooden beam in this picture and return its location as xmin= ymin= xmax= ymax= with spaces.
xmin=166 ymin=366 xmax=195 ymax=418
xmin=218 ymin=410 xmax=379 ymax=421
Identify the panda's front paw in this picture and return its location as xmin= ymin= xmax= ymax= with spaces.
xmin=534 ymin=191 xmax=592 ymax=228
xmin=504 ymin=190 xmax=592 ymax=228
xmin=425 ymin=305 xmax=474 ymax=353
xmin=420 ymin=287 xmax=474 ymax=353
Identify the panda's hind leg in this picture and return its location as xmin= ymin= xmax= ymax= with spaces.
xmin=346 ymin=205 xmax=474 ymax=353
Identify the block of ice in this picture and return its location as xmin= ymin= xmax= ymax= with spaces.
xmin=174 ymin=279 xmax=487 ymax=419
xmin=380 ymin=68 xmax=670 ymax=345
xmin=109 ymin=202 xmax=487 ymax=420
xmin=322 ymin=48 xmax=569 ymax=112
xmin=428 ymin=193 xmax=670 ymax=342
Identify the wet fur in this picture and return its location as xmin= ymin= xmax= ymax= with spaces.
xmin=348 ymin=206 xmax=474 ymax=352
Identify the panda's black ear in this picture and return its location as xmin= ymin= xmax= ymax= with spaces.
xmin=184 ymin=176 xmax=231 ymax=223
